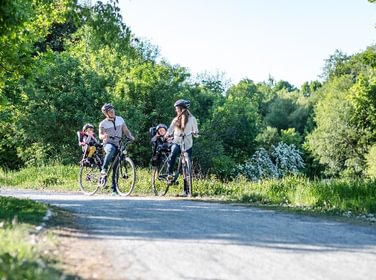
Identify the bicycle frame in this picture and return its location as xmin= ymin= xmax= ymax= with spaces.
xmin=79 ymin=137 xmax=135 ymax=196
xmin=152 ymin=131 xmax=197 ymax=196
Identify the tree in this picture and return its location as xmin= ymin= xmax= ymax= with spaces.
xmin=264 ymin=97 xmax=296 ymax=131
xmin=14 ymin=52 xmax=109 ymax=165
xmin=305 ymin=75 xmax=366 ymax=176
xmin=209 ymin=96 xmax=261 ymax=163
xmin=0 ymin=0 xmax=72 ymax=89
xmin=320 ymin=50 xmax=351 ymax=81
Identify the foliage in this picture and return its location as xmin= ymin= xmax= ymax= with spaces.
xmin=0 ymin=0 xmax=73 ymax=92
xmin=365 ymin=144 xmax=376 ymax=178
xmin=208 ymin=80 xmax=263 ymax=163
xmin=0 ymin=197 xmax=68 ymax=279
xmin=237 ymin=142 xmax=304 ymax=181
xmin=13 ymin=52 xmax=108 ymax=165
xmin=0 ymin=196 xmax=47 ymax=224
xmin=305 ymin=75 xmax=366 ymax=176
xmin=0 ymin=0 xmax=375 ymax=181
xmin=279 ymin=128 xmax=302 ymax=147
xmin=237 ymin=148 xmax=280 ymax=181
xmin=271 ymin=142 xmax=304 ymax=176
xmin=255 ymin=126 xmax=280 ymax=150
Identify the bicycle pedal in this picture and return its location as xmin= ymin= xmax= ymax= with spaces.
xmin=98 ymin=175 xmax=107 ymax=187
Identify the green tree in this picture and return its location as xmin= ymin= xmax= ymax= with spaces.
xmin=14 ymin=52 xmax=108 ymax=165
xmin=305 ymin=75 xmax=365 ymax=176
xmin=209 ymin=96 xmax=261 ymax=163
xmin=0 ymin=0 xmax=72 ymax=90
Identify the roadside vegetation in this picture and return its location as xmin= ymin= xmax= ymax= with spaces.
xmin=1 ymin=165 xmax=376 ymax=219
xmin=0 ymin=196 xmax=71 ymax=279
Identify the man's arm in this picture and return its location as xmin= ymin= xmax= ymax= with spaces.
xmin=122 ymin=123 xmax=135 ymax=141
xmin=99 ymin=125 xmax=107 ymax=141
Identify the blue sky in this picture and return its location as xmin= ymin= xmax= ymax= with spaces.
xmin=119 ymin=0 xmax=376 ymax=87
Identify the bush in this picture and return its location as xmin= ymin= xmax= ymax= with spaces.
xmin=271 ymin=142 xmax=304 ymax=176
xmin=237 ymin=142 xmax=304 ymax=181
xmin=237 ymin=148 xmax=279 ymax=181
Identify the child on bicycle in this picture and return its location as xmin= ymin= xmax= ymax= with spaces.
xmin=79 ymin=123 xmax=100 ymax=164
xmin=150 ymin=123 xmax=171 ymax=166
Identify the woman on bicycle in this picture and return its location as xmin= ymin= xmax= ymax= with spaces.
xmin=165 ymin=99 xmax=199 ymax=195
xmin=99 ymin=103 xmax=135 ymax=195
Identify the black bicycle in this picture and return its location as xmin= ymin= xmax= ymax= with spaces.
xmin=79 ymin=137 xmax=136 ymax=196
xmin=151 ymin=131 xmax=197 ymax=197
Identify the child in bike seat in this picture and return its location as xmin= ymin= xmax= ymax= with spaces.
xmin=79 ymin=123 xmax=100 ymax=163
xmin=150 ymin=123 xmax=171 ymax=166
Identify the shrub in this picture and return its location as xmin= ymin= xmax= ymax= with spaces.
xmin=237 ymin=142 xmax=305 ymax=181
xmin=271 ymin=142 xmax=305 ymax=176
xmin=237 ymin=148 xmax=280 ymax=181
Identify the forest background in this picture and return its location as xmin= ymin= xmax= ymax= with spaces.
xmin=1 ymin=0 xmax=376 ymax=182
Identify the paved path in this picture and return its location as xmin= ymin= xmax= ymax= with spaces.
xmin=1 ymin=189 xmax=376 ymax=280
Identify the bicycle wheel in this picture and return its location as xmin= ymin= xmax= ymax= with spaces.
xmin=79 ymin=164 xmax=101 ymax=195
xmin=115 ymin=156 xmax=136 ymax=196
xmin=152 ymin=155 xmax=170 ymax=196
xmin=182 ymin=155 xmax=193 ymax=197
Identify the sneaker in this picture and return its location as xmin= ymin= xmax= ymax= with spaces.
xmin=111 ymin=191 xmax=119 ymax=196
xmin=177 ymin=192 xmax=188 ymax=197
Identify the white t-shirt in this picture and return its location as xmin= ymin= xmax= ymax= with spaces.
xmin=99 ymin=116 xmax=127 ymax=147
xmin=168 ymin=114 xmax=198 ymax=150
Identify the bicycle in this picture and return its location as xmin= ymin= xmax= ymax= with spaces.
xmin=79 ymin=136 xmax=136 ymax=196
xmin=151 ymin=131 xmax=197 ymax=197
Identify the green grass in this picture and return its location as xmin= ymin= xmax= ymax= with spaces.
xmin=1 ymin=164 xmax=376 ymax=216
xmin=0 ymin=196 xmax=47 ymax=224
xmin=0 ymin=196 xmax=72 ymax=279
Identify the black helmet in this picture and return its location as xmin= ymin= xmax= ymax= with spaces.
xmin=174 ymin=99 xmax=190 ymax=108
xmin=101 ymin=103 xmax=114 ymax=113
xmin=156 ymin=123 xmax=168 ymax=131
xmin=82 ymin=123 xmax=94 ymax=131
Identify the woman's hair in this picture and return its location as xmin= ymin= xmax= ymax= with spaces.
xmin=176 ymin=108 xmax=189 ymax=130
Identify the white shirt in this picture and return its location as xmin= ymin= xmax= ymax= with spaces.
xmin=168 ymin=114 xmax=198 ymax=150
xmin=99 ymin=116 xmax=128 ymax=147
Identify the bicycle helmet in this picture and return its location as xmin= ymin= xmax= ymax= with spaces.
xmin=82 ymin=123 xmax=94 ymax=131
xmin=101 ymin=103 xmax=114 ymax=113
xmin=156 ymin=123 xmax=168 ymax=131
xmin=174 ymin=99 xmax=190 ymax=108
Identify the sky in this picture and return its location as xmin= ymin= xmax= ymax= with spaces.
xmin=118 ymin=0 xmax=376 ymax=87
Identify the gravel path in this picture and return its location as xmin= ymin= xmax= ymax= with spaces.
xmin=1 ymin=189 xmax=376 ymax=280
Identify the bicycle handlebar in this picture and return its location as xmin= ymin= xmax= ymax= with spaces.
xmin=109 ymin=135 xmax=134 ymax=142
xmin=178 ymin=131 xmax=199 ymax=137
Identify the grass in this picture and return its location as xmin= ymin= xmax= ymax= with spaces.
xmin=0 ymin=196 xmax=47 ymax=224
xmin=1 ymin=164 xmax=376 ymax=217
xmin=0 ymin=196 xmax=74 ymax=279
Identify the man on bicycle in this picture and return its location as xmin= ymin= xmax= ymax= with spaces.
xmin=165 ymin=99 xmax=199 ymax=196
xmin=99 ymin=103 xmax=135 ymax=195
